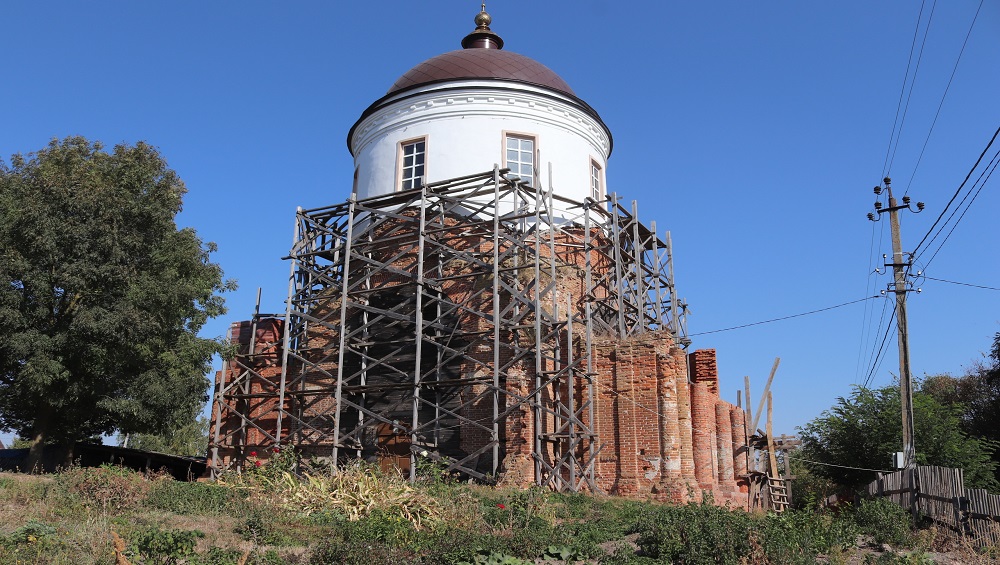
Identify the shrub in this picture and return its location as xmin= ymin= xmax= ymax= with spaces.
xmin=628 ymin=503 xmax=865 ymax=564
xmin=235 ymin=507 xmax=292 ymax=546
xmin=482 ymin=487 xmax=550 ymax=532
xmin=4 ymin=519 xmax=57 ymax=544
xmin=854 ymin=498 xmax=914 ymax=547
xmin=344 ymin=509 xmax=418 ymax=548
xmin=310 ymin=538 xmax=416 ymax=564
xmin=146 ymin=478 xmax=245 ymax=515
xmin=229 ymin=461 xmax=442 ymax=529
xmin=0 ymin=520 xmax=67 ymax=563
xmin=131 ymin=525 xmax=205 ymax=564
xmin=55 ymin=464 xmax=149 ymax=515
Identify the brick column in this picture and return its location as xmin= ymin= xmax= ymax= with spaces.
xmin=715 ymin=401 xmax=735 ymax=487
xmin=690 ymin=381 xmax=717 ymax=491
xmin=689 ymin=350 xmax=720 ymax=492
xmin=658 ymin=348 xmax=682 ymax=485
xmin=676 ymin=361 xmax=695 ymax=485
xmin=731 ymin=406 xmax=749 ymax=496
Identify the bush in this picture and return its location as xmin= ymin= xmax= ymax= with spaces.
xmin=627 ymin=502 xmax=867 ymax=564
xmin=235 ymin=507 xmax=291 ymax=546
xmin=131 ymin=525 xmax=205 ymax=564
xmin=0 ymin=520 xmax=66 ymax=563
xmin=146 ymin=478 xmax=246 ymax=515
xmin=854 ymin=498 xmax=914 ymax=547
xmin=4 ymin=519 xmax=57 ymax=544
xmin=310 ymin=538 xmax=416 ymax=564
xmin=55 ymin=464 xmax=149 ymax=515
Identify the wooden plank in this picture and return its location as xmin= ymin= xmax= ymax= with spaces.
xmin=766 ymin=391 xmax=779 ymax=477
xmin=750 ymin=358 xmax=780 ymax=433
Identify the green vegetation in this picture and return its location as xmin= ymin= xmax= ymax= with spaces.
xmin=798 ymin=380 xmax=999 ymax=491
xmin=796 ymin=331 xmax=1000 ymax=497
xmin=118 ymin=415 xmax=211 ymax=458
xmin=0 ymin=463 xmax=972 ymax=564
xmin=0 ymin=136 xmax=234 ymax=470
xmin=922 ymin=331 xmax=1000 ymax=484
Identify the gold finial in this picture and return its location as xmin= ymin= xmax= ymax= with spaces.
xmin=462 ymin=2 xmax=503 ymax=49
xmin=475 ymin=3 xmax=492 ymax=28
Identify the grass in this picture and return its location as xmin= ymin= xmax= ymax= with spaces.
xmin=0 ymin=461 xmax=987 ymax=564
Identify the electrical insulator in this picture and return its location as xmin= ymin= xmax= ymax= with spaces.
xmin=874 ymin=186 xmax=882 ymax=195
xmin=917 ymin=202 xmax=925 ymax=211
xmin=883 ymin=176 xmax=891 ymax=186
xmin=874 ymin=201 xmax=882 ymax=209
xmin=902 ymin=195 xmax=911 ymax=205
xmin=867 ymin=212 xmax=875 ymax=221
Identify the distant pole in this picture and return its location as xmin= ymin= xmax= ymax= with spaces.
xmin=869 ymin=177 xmax=924 ymax=517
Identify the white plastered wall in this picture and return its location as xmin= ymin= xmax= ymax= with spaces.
xmin=350 ymin=80 xmax=611 ymax=209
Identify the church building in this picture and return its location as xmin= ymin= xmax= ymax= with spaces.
xmin=210 ymin=6 xmax=751 ymax=507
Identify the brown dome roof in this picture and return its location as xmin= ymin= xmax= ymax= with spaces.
xmin=349 ymin=7 xmax=612 ymax=157
xmin=388 ymin=48 xmax=575 ymax=97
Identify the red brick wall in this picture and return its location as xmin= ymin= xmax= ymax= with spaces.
xmin=209 ymin=318 xmax=285 ymax=470
xmin=212 ymin=218 xmax=749 ymax=507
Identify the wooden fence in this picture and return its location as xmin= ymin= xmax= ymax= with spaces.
xmin=867 ymin=465 xmax=1000 ymax=547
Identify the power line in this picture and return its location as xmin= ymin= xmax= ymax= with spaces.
xmin=883 ymin=0 xmax=930 ymax=178
xmin=690 ymin=296 xmax=879 ymax=337
xmin=859 ymin=295 xmax=891 ymax=387
xmin=861 ymin=303 xmax=898 ymax=390
xmin=886 ymin=0 xmax=938 ymax=177
xmin=787 ymin=454 xmax=895 ymax=474
xmin=903 ymin=0 xmax=985 ymax=196
xmin=923 ymin=148 xmax=1000 ymax=268
xmin=855 ymin=217 xmax=888 ymax=384
xmin=923 ymin=275 xmax=1000 ymax=291
xmin=912 ymin=124 xmax=1000 ymax=258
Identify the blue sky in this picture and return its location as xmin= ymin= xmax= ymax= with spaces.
xmin=2 ymin=2 xmax=998 ymax=450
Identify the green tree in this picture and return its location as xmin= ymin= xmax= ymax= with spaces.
xmin=798 ymin=382 xmax=999 ymax=492
xmin=920 ymin=332 xmax=1000 ymax=483
xmin=923 ymin=332 xmax=1000 ymax=440
xmin=0 ymin=137 xmax=233 ymax=470
xmin=120 ymin=414 xmax=211 ymax=457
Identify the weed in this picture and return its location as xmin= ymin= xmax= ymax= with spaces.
xmin=146 ymin=477 xmax=246 ymax=515
xmin=854 ymin=498 xmax=915 ymax=547
xmin=415 ymin=453 xmax=458 ymax=485
xmin=310 ymin=537 xmax=416 ymax=564
xmin=543 ymin=544 xmax=587 ymax=562
xmin=4 ymin=519 xmax=58 ymax=544
xmin=55 ymin=464 xmax=149 ymax=515
xmin=226 ymin=460 xmax=442 ymax=529
xmin=235 ymin=507 xmax=290 ymax=546
xmin=459 ymin=550 xmax=533 ymax=564
xmin=130 ymin=525 xmax=205 ymax=564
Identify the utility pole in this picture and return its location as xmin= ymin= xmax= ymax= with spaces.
xmin=868 ymin=177 xmax=924 ymax=516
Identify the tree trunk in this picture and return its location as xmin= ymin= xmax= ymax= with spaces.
xmin=24 ymin=413 xmax=49 ymax=473
xmin=61 ymin=439 xmax=77 ymax=468
xmin=22 ymin=428 xmax=45 ymax=473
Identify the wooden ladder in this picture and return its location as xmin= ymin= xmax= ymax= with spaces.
xmin=768 ymin=476 xmax=790 ymax=512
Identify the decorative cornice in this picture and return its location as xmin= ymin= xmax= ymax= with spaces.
xmin=350 ymin=85 xmax=611 ymax=159
xmin=349 ymin=79 xmax=612 ymax=157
